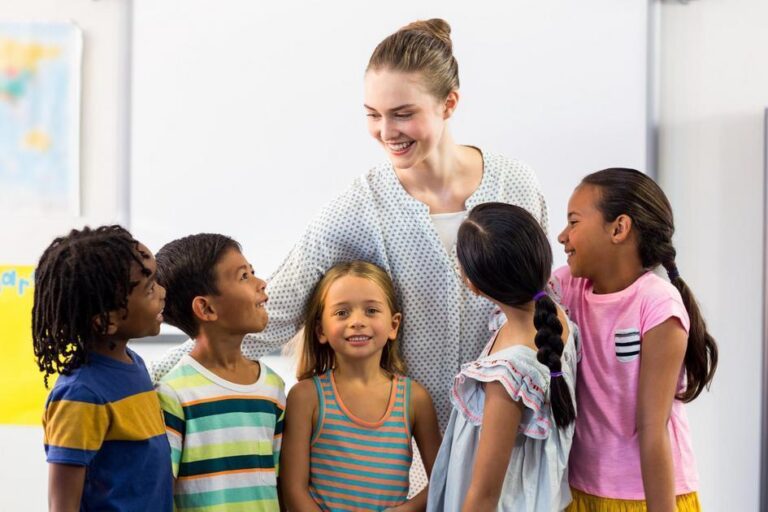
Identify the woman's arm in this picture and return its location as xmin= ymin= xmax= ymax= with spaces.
xmin=280 ymin=380 xmax=322 ymax=512
xmin=461 ymin=381 xmax=523 ymax=512
xmin=48 ymin=463 xmax=85 ymax=512
xmin=637 ymin=318 xmax=688 ymax=512
xmin=387 ymin=382 xmax=442 ymax=512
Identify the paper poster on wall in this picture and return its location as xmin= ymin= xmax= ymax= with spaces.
xmin=0 ymin=22 xmax=82 ymax=216
xmin=0 ymin=265 xmax=48 ymax=426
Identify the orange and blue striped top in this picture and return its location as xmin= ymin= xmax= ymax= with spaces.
xmin=309 ymin=371 xmax=413 ymax=511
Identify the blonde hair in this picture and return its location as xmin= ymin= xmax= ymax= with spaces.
xmin=367 ymin=18 xmax=459 ymax=100
xmin=298 ymin=261 xmax=406 ymax=380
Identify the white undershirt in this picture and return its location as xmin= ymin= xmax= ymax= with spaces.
xmin=430 ymin=211 xmax=467 ymax=252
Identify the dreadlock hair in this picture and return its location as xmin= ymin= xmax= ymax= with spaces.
xmin=457 ymin=202 xmax=576 ymax=428
xmin=32 ymin=225 xmax=150 ymax=388
xmin=581 ymin=168 xmax=718 ymax=401
xmin=298 ymin=260 xmax=406 ymax=381
xmin=154 ymin=233 xmax=241 ymax=339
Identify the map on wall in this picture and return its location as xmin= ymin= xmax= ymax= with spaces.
xmin=0 ymin=22 xmax=82 ymax=216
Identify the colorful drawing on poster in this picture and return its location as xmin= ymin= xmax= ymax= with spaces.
xmin=0 ymin=265 xmax=48 ymax=425
xmin=0 ymin=22 xmax=82 ymax=216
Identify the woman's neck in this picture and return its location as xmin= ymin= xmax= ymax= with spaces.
xmin=394 ymin=140 xmax=483 ymax=213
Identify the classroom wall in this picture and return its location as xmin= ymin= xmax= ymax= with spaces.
xmin=0 ymin=0 xmax=130 ymax=265
xmin=657 ymin=0 xmax=768 ymax=510
xmin=2 ymin=1 xmax=766 ymax=510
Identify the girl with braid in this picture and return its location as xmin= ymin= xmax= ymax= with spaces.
xmin=427 ymin=203 xmax=578 ymax=511
xmin=33 ymin=225 xmax=173 ymax=511
xmin=554 ymin=169 xmax=718 ymax=511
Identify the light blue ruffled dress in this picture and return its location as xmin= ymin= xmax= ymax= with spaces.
xmin=427 ymin=320 xmax=579 ymax=512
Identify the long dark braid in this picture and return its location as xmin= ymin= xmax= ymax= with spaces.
xmin=582 ymin=168 xmax=718 ymax=401
xmin=457 ymin=202 xmax=576 ymax=428
xmin=32 ymin=225 xmax=149 ymax=387
xmin=533 ymin=295 xmax=576 ymax=427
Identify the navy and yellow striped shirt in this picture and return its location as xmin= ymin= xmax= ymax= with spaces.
xmin=43 ymin=349 xmax=173 ymax=511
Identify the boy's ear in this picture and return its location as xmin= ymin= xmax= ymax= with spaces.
xmin=610 ymin=214 xmax=633 ymax=243
xmin=388 ymin=312 xmax=402 ymax=341
xmin=192 ymin=296 xmax=218 ymax=323
xmin=92 ymin=311 xmax=119 ymax=336
xmin=315 ymin=323 xmax=328 ymax=345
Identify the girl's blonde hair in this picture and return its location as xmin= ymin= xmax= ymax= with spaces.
xmin=298 ymin=261 xmax=406 ymax=380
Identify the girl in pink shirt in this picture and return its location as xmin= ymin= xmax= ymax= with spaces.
xmin=551 ymin=168 xmax=717 ymax=512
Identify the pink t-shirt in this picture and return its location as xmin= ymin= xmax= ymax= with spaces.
xmin=550 ymin=266 xmax=698 ymax=499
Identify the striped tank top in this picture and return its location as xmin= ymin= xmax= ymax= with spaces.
xmin=309 ymin=371 xmax=413 ymax=511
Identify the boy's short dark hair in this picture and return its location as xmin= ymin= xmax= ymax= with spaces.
xmin=32 ymin=225 xmax=150 ymax=387
xmin=155 ymin=233 xmax=241 ymax=338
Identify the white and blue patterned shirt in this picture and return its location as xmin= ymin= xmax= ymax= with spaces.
xmin=151 ymin=149 xmax=547 ymax=430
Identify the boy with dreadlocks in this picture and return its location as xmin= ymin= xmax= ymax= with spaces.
xmin=33 ymin=225 xmax=173 ymax=511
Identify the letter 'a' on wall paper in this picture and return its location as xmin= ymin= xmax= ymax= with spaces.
xmin=0 ymin=266 xmax=48 ymax=425
xmin=0 ymin=22 xmax=82 ymax=216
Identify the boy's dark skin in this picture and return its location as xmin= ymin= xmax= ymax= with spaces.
xmin=49 ymin=246 xmax=165 ymax=512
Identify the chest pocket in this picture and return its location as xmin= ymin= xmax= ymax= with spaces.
xmin=614 ymin=328 xmax=641 ymax=363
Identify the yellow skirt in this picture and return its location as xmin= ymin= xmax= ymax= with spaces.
xmin=566 ymin=487 xmax=701 ymax=512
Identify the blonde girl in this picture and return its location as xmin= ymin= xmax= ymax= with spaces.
xmin=281 ymin=261 xmax=441 ymax=512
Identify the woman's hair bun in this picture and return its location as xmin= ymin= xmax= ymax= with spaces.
xmin=401 ymin=18 xmax=452 ymax=51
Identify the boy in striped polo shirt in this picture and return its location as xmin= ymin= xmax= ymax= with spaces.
xmin=154 ymin=234 xmax=285 ymax=511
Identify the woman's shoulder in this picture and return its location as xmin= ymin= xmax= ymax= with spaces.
xmin=481 ymin=150 xmax=538 ymax=180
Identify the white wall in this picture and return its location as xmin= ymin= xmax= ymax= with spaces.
xmin=657 ymin=0 xmax=768 ymax=510
xmin=0 ymin=0 xmax=130 ymax=265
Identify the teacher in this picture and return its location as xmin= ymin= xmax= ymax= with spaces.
xmin=152 ymin=18 xmax=547 ymax=431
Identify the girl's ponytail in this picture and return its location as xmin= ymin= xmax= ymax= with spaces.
xmin=533 ymin=295 xmax=576 ymax=428
xmin=582 ymin=168 xmax=718 ymax=402
xmin=663 ymin=261 xmax=718 ymax=402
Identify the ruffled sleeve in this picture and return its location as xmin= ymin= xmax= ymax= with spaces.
xmin=450 ymin=348 xmax=552 ymax=439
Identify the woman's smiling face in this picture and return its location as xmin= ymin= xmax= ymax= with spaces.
xmin=364 ymin=69 xmax=453 ymax=170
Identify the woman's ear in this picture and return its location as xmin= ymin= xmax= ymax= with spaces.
xmin=443 ymin=89 xmax=459 ymax=119
xmin=192 ymin=296 xmax=217 ymax=323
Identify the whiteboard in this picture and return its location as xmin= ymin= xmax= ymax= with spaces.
xmin=131 ymin=0 xmax=648 ymax=276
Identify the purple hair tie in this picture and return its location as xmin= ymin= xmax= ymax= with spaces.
xmin=533 ymin=291 xmax=547 ymax=301
xmin=550 ymin=371 xmax=564 ymax=378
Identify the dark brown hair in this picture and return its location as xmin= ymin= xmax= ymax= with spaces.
xmin=32 ymin=225 xmax=150 ymax=387
xmin=298 ymin=261 xmax=406 ymax=380
xmin=155 ymin=233 xmax=241 ymax=338
xmin=367 ymin=18 xmax=459 ymax=99
xmin=582 ymin=168 xmax=718 ymax=401
xmin=457 ymin=203 xmax=576 ymax=428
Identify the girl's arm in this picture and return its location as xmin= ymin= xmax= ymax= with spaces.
xmin=386 ymin=382 xmax=442 ymax=512
xmin=461 ymin=382 xmax=523 ymax=512
xmin=280 ymin=380 xmax=322 ymax=512
xmin=48 ymin=463 xmax=85 ymax=512
xmin=637 ymin=318 xmax=688 ymax=512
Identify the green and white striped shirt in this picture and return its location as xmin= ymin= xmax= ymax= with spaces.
xmin=157 ymin=355 xmax=285 ymax=512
